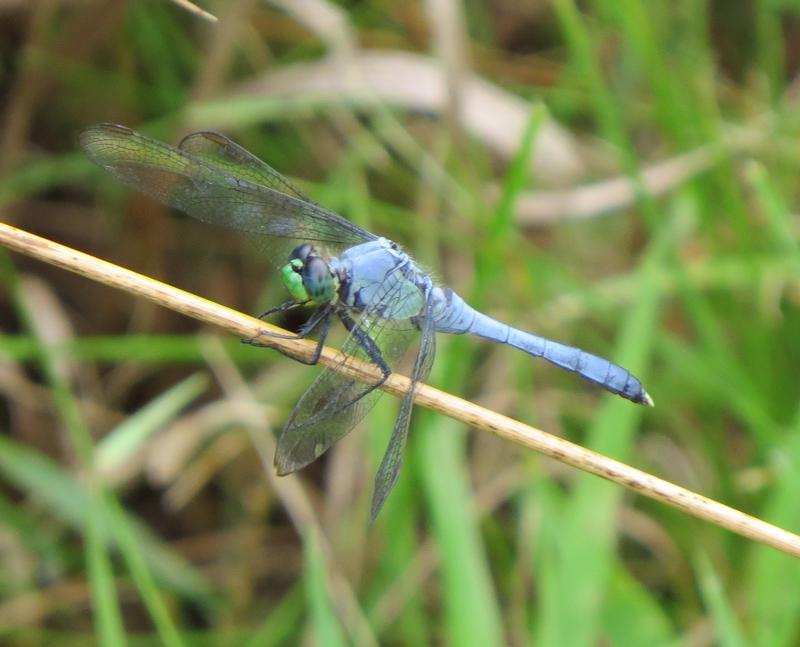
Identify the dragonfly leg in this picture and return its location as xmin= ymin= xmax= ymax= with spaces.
xmin=287 ymin=309 xmax=333 ymax=366
xmin=256 ymin=299 xmax=309 ymax=320
xmin=245 ymin=302 xmax=324 ymax=344
xmin=245 ymin=306 xmax=332 ymax=365
xmin=337 ymin=309 xmax=392 ymax=403
xmin=243 ymin=299 xmax=310 ymax=344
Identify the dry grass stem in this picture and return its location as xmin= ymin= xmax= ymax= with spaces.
xmin=169 ymin=0 xmax=218 ymax=23
xmin=2 ymin=221 xmax=800 ymax=559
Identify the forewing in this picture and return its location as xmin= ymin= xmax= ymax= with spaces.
xmin=178 ymin=131 xmax=316 ymax=204
xmin=80 ymin=124 xmax=376 ymax=265
xmin=370 ymin=294 xmax=436 ymax=521
xmin=275 ymin=271 xmax=425 ymax=474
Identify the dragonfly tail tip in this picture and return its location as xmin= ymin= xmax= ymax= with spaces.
xmin=641 ymin=391 xmax=655 ymax=407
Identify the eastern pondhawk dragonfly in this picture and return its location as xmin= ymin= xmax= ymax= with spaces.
xmin=80 ymin=124 xmax=652 ymax=520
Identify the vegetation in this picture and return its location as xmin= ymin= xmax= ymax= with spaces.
xmin=1 ymin=1 xmax=800 ymax=644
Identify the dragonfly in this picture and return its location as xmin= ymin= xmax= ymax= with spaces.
xmin=80 ymin=124 xmax=653 ymax=520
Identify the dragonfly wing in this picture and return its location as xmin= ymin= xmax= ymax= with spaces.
xmin=275 ymin=268 xmax=427 ymax=474
xmin=275 ymin=311 xmax=417 ymax=474
xmin=369 ymin=294 xmax=436 ymax=521
xmin=80 ymin=124 xmax=376 ymax=265
xmin=178 ymin=131 xmax=317 ymax=204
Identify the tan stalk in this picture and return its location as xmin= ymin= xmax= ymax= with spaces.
xmin=2 ymin=221 xmax=799 ymax=558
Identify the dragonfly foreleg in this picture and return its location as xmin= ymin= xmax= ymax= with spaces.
xmin=257 ymin=299 xmax=309 ymax=320
xmin=245 ymin=306 xmax=333 ymax=365
xmin=247 ymin=303 xmax=327 ymax=343
xmin=291 ymin=309 xmax=333 ymax=365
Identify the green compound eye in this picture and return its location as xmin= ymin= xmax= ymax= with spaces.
xmin=281 ymin=261 xmax=309 ymax=301
xmin=280 ymin=256 xmax=336 ymax=304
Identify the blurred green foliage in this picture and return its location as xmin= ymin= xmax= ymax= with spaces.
xmin=2 ymin=0 xmax=800 ymax=645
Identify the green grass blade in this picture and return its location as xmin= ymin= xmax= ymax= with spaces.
xmin=95 ymin=373 xmax=208 ymax=476
xmin=747 ymin=428 xmax=800 ymax=647
xmin=0 ymin=252 xmax=126 ymax=644
xmin=601 ymin=567 xmax=677 ymax=647
xmin=105 ymin=495 xmax=185 ymax=647
xmin=533 ymin=223 xmax=666 ymax=644
xmin=0 ymin=434 xmax=215 ymax=605
xmin=303 ymin=530 xmax=347 ymax=647
xmin=695 ymin=552 xmax=747 ymax=647
xmin=0 ymin=334 xmax=260 ymax=364
xmin=86 ymin=496 xmax=127 ymax=647
xmin=244 ymin=584 xmax=305 ymax=647
xmin=416 ymin=413 xmax=505 ymax=646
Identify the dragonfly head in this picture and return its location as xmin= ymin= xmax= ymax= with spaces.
xmin=280 ymin=244 xmax=338 ymax=304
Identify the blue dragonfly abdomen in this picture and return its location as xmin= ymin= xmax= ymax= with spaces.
xmin=430 ymin=286 xmax=652 ymax=406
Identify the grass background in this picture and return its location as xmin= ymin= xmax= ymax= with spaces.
xmin=2 ymin=0 xmax=800 ymax=644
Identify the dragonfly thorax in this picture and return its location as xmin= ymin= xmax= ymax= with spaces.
xmin=280 ymin=243 xmax=339 ymax=304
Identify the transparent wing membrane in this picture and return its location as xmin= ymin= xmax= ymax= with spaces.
xmin=178 ymin=131 xmax=316 ymax=204
xmin=370 ymin=294 xmax=436 ymax=520
xmin=80 ymin=124 xmax=375 ymax=266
